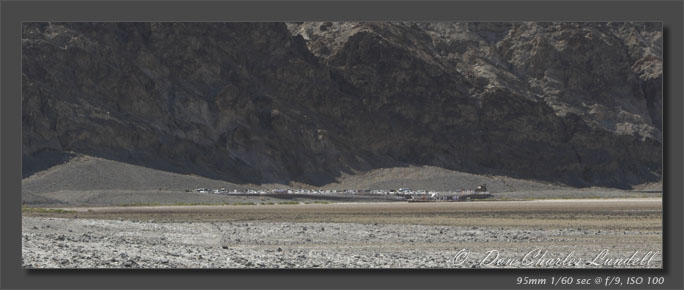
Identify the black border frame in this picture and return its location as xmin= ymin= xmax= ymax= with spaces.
xmin=2 ymin=1 xmax=682 ymax=289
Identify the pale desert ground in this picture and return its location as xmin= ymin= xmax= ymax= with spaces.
xmin=22 ymin=198 xmax=662 ymax=269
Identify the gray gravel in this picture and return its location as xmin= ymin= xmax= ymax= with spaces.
xmin=23 ymin=217 xmax=661 ymax=269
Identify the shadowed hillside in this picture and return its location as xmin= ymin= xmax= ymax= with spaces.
xmin=22 ymin=22 xmax=662 ymax=189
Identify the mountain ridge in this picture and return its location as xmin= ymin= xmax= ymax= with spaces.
xmin=22 ymin=22 xmax=662 ymax=189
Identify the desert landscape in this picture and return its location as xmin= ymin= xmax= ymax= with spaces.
xmin=21 ymin=22 xmax=662 ymax=268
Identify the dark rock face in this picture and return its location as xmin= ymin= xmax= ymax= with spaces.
xmin=22 ymin=22 xmax=662 ymax=188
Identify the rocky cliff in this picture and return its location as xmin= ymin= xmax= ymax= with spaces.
xmin=22 ymin=22 xmax=662 ymax=188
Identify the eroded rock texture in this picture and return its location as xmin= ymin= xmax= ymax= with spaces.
xmin=22 ymin=22 xmax=662 ymax=188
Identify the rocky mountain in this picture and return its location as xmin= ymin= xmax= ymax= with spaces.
xmin=22 ymin=22 xmax=662 ymax=188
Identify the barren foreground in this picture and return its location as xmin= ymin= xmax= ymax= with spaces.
xmin=22 ymin=199 xmax=662 ymax=268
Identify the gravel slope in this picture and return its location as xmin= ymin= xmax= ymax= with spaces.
xmin=318 ymin=165 xmax=564 ymax=192
xmin=24 ymin=154 xmax=566 ymax=194
xmin=22 ymin=154 xmax=250 ymax=194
